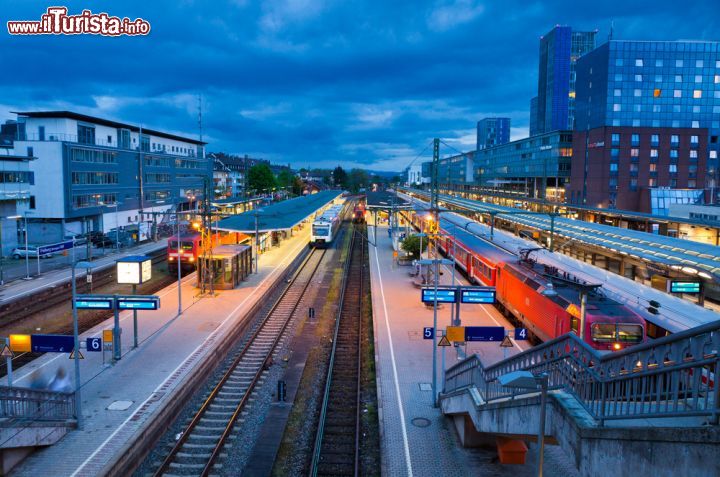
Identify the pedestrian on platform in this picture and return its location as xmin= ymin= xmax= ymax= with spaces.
xmin=28 ymin=369 xmax=47 ymax=390
xmin=48 ymin=368 xmax=71 ymax=393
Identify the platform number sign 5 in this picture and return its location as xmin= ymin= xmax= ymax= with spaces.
xmin=514 ymin=328 xmax=528 ymax=341
xmin=86 ymin=337 xmax=102 ymax=352
xmin=423 ymin=327 xmax=434 ymax=340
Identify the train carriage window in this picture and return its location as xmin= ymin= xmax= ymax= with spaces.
xmin=617 ymin=324 xmax=644 ymax=343
xmin=570 ymin=316 xmax=578 ymax=333
xmin=591 ymin=323 xmax=616 ymax=342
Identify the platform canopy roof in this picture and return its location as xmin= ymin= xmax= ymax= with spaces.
xmin=211 ymin=196 xmax=263 ymax=206
xmin=215 ymin=190 xmax=342 ymax=233
xmin=366 ymin=191 xmax=411 ymax=210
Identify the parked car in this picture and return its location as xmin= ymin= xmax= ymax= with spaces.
xmin=92 ymin=235 xmax=120 ymax=248
xmin=11 ymin=246 xmax=53 ymax=259
xmin=64 ymin=234 xmax=88 ymax=246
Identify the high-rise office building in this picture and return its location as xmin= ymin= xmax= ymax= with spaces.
xmin=533 ymin=26 xmax=597 ymax=134
xmin=570 ymin=40 xmax=720 ymax=213
xmin=476 ymin=117 xmax=511 ymax=150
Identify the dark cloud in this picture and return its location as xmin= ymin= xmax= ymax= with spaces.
xmin=1 ymin=0 xmax=718 ymax=170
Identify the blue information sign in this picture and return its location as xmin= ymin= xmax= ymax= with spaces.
xmin=423 ymin=327 xmax=434 ymax=339
xmin=116 ymin=296 xmax=160 ymax=310
xmin=86 ymin=337 xmax=102 ymax=352
xmin=38 ymin=240 xmax=75 ymax=255
xmin=460 ymin=288 xmax=496 ymax=304
xmin=75 ymin=295 xmax=114 ymax=310
xmin=31 ymin=334 xmax=74 ymax=353
xmin=421 ymin=288 xmax=457 ymax=304
xmin=669 ymin=281 xmax=701 ymax=294
xmin=464 ymin=326 xmax=505 ymax=342
xmin=514 ymin=328 xmax=528 ymax=340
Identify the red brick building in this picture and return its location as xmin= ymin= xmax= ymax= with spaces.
xmin=568 ymin=127 xmax=708 ymax=213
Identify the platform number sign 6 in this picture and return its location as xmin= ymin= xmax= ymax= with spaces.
xmin=514 ymin=328 xmax=528 ymax=341
xmin=423 ymin=327 xmax=434 ymax=340
xmin=86 ymin=337 xmax=102 ymax=352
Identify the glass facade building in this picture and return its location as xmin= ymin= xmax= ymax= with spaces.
xmin=532 ymin=26 xmax=597 ymax=135
xmin=575 ymin=40 xmax=720 ymax=194
xmin=476 ymin=118 xmax=511 ymax=150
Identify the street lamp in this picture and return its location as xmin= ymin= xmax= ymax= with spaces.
xmin=71 ymin=260 xmax=93 ymax=429
xmin=497 ymin=370 xmax=549 ymax=477
xmin=23 ymin=211 xmax=32 ymax=280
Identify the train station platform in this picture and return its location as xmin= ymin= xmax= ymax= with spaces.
xmin=367 ymin=222 xmax=578 ymax=476
xmin=1 ymin=227 xmax=313 ymax=476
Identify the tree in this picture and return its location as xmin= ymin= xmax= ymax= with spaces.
xmin=348 ymin=168 xmax=369 ymax=193
xmin=400 ymin=234 xmax=428 ymax=259
xmin=276 ymin=169 xmax=294 ymax=191
xmin=248 ymin=163 xmax=276 ymax=193
xmin=291 ymin=176 xmax=304 ymax=196
xmin=333 ymin=166 xmax=348 ymax=189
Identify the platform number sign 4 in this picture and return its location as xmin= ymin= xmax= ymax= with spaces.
xmin=514 ymin=328 xmax=528 ymax=341
xmin=423 ymin=327 xmax=434 ymax=340
xmin=86 ymin=337 xmax=102 ymax=352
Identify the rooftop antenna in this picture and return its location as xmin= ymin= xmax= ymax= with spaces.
xmin=609 ymin=20 xmax=614 ymax=41
xmin=198 ymin=94 xmax=203 ymax=143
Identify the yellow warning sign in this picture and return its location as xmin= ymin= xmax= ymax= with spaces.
xmin=438 ymin=335 xmax=451 ymax=347
xmin=9 ymin=334 xmax=31 ymax=353
xmin=103 ymin=330 xmax=113 ymax=343
xmin=69 ymin=349 xmax=84 ymax=360
xmin=500 ymin=335 xmax=514 ymax=348
xmin=0 ymin=345 xmax=13 ymax=358
xmin=446 ymin=326 xmax=465 ymax=342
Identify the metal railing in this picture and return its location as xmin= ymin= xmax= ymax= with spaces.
xmin=444 ymin=320 xmax=720 ymax=425
xmin=0 ymin=386 xmax=76 ymax=423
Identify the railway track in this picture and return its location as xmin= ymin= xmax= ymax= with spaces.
xmin=152 ymin=247 xmax=327 ymax=477
xmin=310 ymin=225 xmax=365 ymax=476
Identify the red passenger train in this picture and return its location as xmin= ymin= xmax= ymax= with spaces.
xmin=419 ymin=214 xmax=646 ymax=351
xmin=168 ymin=231 xmax=250 ymax=272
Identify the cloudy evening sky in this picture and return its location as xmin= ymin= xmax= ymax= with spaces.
xmin=1 ymin=0 xmax=719 ymax=171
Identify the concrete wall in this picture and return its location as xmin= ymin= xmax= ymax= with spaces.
xmin=441 ymin=389 xmax=720 ymax=477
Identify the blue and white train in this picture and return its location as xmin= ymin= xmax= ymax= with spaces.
xmin=310 ymin=200 xmax=348 ymax=247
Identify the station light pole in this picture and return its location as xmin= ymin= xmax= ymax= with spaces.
xmin=253 ymin=208 xmax=263 ymax=274
xmin=71 ymin=260 xmax=93 ymax=429
xmin=23 ymin=211 xmax=32 ymax=280
xmin=176 ymin=208 xmax=182 ymax=316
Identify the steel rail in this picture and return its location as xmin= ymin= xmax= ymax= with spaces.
xmin=153 ymin=247 xmax=326 ymax=477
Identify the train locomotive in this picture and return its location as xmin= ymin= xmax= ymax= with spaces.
xmin=413 ymin=212 xmax=646 ymax=351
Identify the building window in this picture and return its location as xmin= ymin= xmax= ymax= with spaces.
xmin=651 ymin=134 xmax=659 ymax=145
xmin=613 ymin=104 xmax=622 ymax=112
xmin=630 ymin=178 xmax=638 ymax=191
xmin=671 ymin=135 xmax=679 ymax=145
xmin=649 ymin=163 xmax=657 ymax=172
xmin=691 ymin=135 xmax=699 ymax=145
xmin=676 ymin=60 xmax=683 ymax=67
xmin=614 ymin=73 xmax=622 ymax=82
xmin=634 ymin=74 xmax=642 ymax=82
xmin=145 ymin=173 xmax=172 ymax=183
xmin=635 ymin=59 xmax=643 ymax=67
xmin=631 ymin=148 xmax=639 ymax=157
xmin=656 ymin=59 xmax=663 ymax=67
xmin=688 ymin=180 xmax=696 ymax=188
xmin=649 ymin=178 xmax=657 ymax=187
xmin=715 ymin=75 xmax=720 ymax=84
xmin=614 ymin=89 xmax=621 ymax=97
xmin=631 ymin=134 xmax=640 ymax=145
xmin=675 ymin=75 xmax=682 ymax=83
xmin=693 ymin=90 xmax=703 ymax=99
xmin=692 ymin=121 xmax=700 ymax=128
xmin=654 ymin=75 xmax=662 ymax=82
xmin=690 ymin=150 xmax=698 ymax=159
xmin=70 ymin=148 xmax=118 ymax=163
xmin=633 ymin=104 xmax=642 ymax=112
xmin=650 ymin=149 xmax=658 ymax=158
xmin=695 ymin=75 xmax=703 ymax=83
xmin=610 ymin=163 xmax=618 ymax=172
xmin=696 ymin=60 xmax=704 ymax=68
xmin=71 ymin=172 xmax=119 ymax=185
xmin=674 ymin=90 xmax=682 ymax=98
xmin=630 ymin=163 xmax=639 ymax=173
xmin=670 ymin=149 xmax=679 ymax=158
xmin=77 ymin=124 xmax=95 ymax=145
xmin=711 ymin=151 xmax=718 ymax=159
xmin=611 ymin=133 xmax=620 ymax=145
xmin=616 ymin=58 xmax=624 ymax=66
xmin=669 ymin=164 xmax=677 ymax=173
xmin=634 ymin=89 xmax=641 ymax=97
xmin=653 ymin=89 xmax=662 ymax=97
xmin=611 ymin=148 xmax=619 ymax=157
